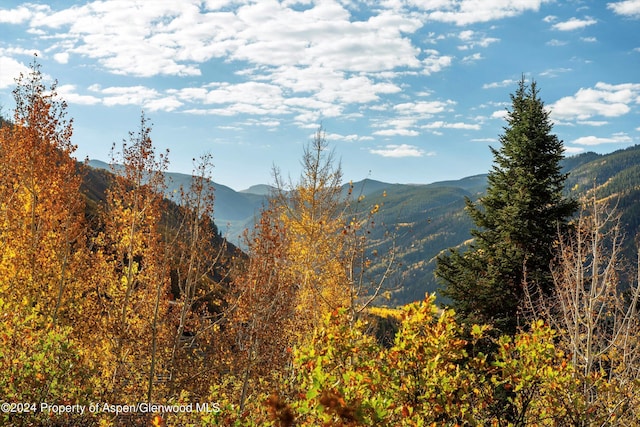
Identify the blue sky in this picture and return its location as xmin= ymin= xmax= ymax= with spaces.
xmin=1 ymin=0 xmax=639 ymax=191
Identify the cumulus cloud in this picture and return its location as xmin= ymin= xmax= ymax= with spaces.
xmin=19 ymin=1 xmax=425 ymax=81
xmin=394 ymin=100 xmax=454 ymax=115
xmin=550 ymin=82 xmax=640 ymax=121
xmin=53 ymin=52 xmax=69 ymax=64
xmin=56 ymin=84 xmax=101 ymax=105
xmin=373 ymin=128 xmax=420 ymax=137
xmin=325 ymin=132 xmax=371 ymax=142
xmin=0 ymin=0 xmax=453 ymax=128
xmin=422 ymin=121 xmax=481 ymax=130
xmin=0 ymin=5 xmax=37 ymax=24
xmin=552 ymin=17 xmax=597 ymax=31
xmin=564 ymin=146 xmax=585 ymax=154
xmin=0 ymin=56 xmax=29 ymax=89
xmin=462 ymin=52 xmax=483 ymax=63
xmin=572 ymin=132 xmax=633 ymax=145
xmin=483 ymin=79 xmax=517 ymax=89
xmin=422 ymin=50 xmax=453 ymax=75
xmin=420 ymin=0 xmax=548 ymax=26
xmin=369 ymin=144 xmax=428 ymax=157
xmin=457 ymin=30 xmax=499 ymax=50
xmin=608 ymin=0 xmax=640 ymax=18
xmin=491 ymin=110 xmax=508 ymax=119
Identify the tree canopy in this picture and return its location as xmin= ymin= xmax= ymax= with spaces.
xmin=436 ymin=77 xmax=577 ymax=334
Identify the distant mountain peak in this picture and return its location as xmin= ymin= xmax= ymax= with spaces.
xmin=239 ymin=184 xmax=276 ymax=196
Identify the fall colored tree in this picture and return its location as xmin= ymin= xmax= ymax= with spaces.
xmin=271 ymin=128 xmax=350 ymax=333
xmin=0 ymin=58 xmax=88 ymax=323
xmin=230 ymin=201 xmax=297 ymax=412
xmin=89 ymin=112 xmax=173 ymax=403
xmin=526 ymin=194 xmax=640 ymax=424
xmin=0 ymin=59 xmax=93 ymax=424
xmin=163 ymin=154 xmax=233 ymax=398
xmin=271 ymin=128 xmax=393 ymax=337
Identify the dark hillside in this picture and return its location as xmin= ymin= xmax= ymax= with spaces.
xmin=80 ymin=162 xmax=244 ymax=300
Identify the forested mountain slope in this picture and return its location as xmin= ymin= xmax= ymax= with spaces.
xmin=89 ymin=144 xmax=640 ymax=306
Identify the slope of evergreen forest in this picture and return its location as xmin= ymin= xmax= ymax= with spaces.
xmin=89 ymin=144 xmax=640 ymax=306
xmin=365 ymin=144 xmax=640 ymax=305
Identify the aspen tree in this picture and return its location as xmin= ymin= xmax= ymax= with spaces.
xmin=91 ymin=113 xmax=172 ymax=402
xmin=0 ymin=59 xmax=91 ymax=418
xmin=272 ymin=128 xmax=350 ymax=335
xmin=0 ymin=59 xmax=87 ymax=321
xmin=231 ymin=201 xmax=297 ymax=411
xmin=165 ymin=154 xmax=231 ymax=397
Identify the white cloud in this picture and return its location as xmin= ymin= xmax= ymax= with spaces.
xmin=325 ymin=132 xmax=369 ymax=142
xmin=552 ymin=17 xmax=597 ymax=31
xmin=373 ymin=128 xmax=420 ymax=137
xmin=550 ymin=82 xmax=640 ymax=121
xmin=21 ymin=0 xmax=426 ymax=80
xmin=608 ymin=0 xmax=640 ymax=18
xmin=369 ymin=144 xmax=427 ymax=157
xmin=422 ymin=121 xmax=481 ymax=130
xmin=6 ymin=0 xmax=446 ymax=127
xmin=483 ymin=79 xmax=517 ymax=89
xmin=462 ymin=52 xmax=482 ymax=63
xmin=56 ymin=84 xmax=101 ymax=105
xmin=420 ymin=0 xmax=548 ymax=26
xmin=98 ymin=86 xmax=161 ymax=107
xmin=422 ymin=50 xmax=453 ymax=75
xmin=0 ymin=5 xmax=37 ymax=24
xmin=547 ymin=39 xmax=568 ymax=46
xmin=0 ymin=56 xmax=29 ymax=89
xmin=577 ymin=120 xmax=608 ymax=126
xmin=394 ymin=100 xmax=454 ymax=115
xmin=53 ymin=52 xmax=69 ymax=64
xmin=145 ymin=97 xmax=183 ymax=112
xmin=457 ymin=30 xmax=499 ymax=50
xmin=491 ymin=110 xmax=508 ymax=119
xmin=564 ymin=146 xmax=585 ymax=154
xmin=79 ymin=84 xmax=184 ymax=112
xmin=539 ymin=67 xmax=572 ymax=77
xmin=572 ymin=132 xmax=633 ymax=145
xmin=0 ymin=47 xmax=41 ymax=57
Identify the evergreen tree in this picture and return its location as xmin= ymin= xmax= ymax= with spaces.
xmin=436 ymin=77 xmax=577 ymax=334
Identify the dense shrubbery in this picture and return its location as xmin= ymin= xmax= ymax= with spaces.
xmin=176 ymin=295 xmax=640 ymax=426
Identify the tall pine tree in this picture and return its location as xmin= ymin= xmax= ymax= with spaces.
xmin=436 ymin=77 xmax=577 ymax=334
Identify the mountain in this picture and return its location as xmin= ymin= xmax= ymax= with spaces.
xmin=88 ymin=159 xmax=266 ymax=243
xmin=80 ymin=160 xmax=244 ymax=291
xmin=374 ymin=144 xmax=640 ymax=305
xmin=240 ymin=184 xmax=276 ymax=196
xmin=88 ymin=144 xmax=640 ymax=307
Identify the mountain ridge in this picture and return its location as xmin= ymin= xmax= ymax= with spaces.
xmin=87 ymin=144 xmax=640 ymax=306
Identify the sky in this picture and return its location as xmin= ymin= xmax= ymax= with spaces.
xmin=0 ymin=0 xmax=639 ymax=191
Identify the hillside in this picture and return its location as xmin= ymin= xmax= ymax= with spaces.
xmin=81 ymin=160 xmax=243 ymax=274
xmin=89 ymin=144 xmax=640 ymax=306
xmin=376 ymin=144 xmax=640 ymax=305
xmin=88 ymin=159 xmax=265 ymax=243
